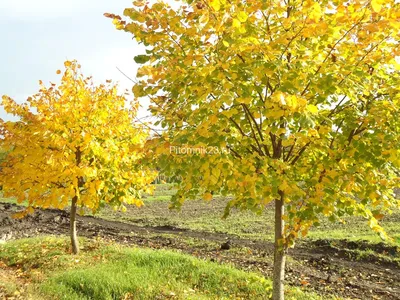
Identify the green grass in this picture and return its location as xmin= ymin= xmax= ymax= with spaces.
xmin=307 ymin=214 xmax=400 ymax=245
xmin=42 ymin=249 xmax=271 ymax=300
xmin=142 ymin=183 xmax=176 ymax=201
xmin=143 ymin=195 xmax=172 ymax=201
xmin=0 ymin=196 xmax=19 ymax=205
xmin=350 ymin=248 xmax=400 ymax=266
xmin=0 ymin=236 xmax=329 ymax=300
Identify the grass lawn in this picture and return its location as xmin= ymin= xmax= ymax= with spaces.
xmin=142 ymin=183 xmax=177 ymax=201
xmin=0 ymin=236 xmax=330 ymax=300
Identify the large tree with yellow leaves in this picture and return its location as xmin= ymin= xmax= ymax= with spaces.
xmin=0 ymin=61 xmax=156 ymax=254
xmin=110 ymin=0 xmax=400 ymax=298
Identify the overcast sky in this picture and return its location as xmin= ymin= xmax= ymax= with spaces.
xmin=0 ymin=0 xmax=148 ymax=121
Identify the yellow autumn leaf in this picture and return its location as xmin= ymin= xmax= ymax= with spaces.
xmin=209 ymin=0 xmax=220 ymax=11
xmin=307 ymin=104 xmax=318 ymax=114
xmin=237 ymin=11 xmax=248 ymax=23
xmin=185 ymin=182 xmax=193 ymax=191
xmin=286 ymin=95 xmax=298 ymax=109
xmin=237 ymin=97 xmax=252 ymax=105
xmin=392 ymin=57 xmax=400 ymax=70
xmin=371 ymin=0 xmax=383 ymax=13
xmin=282 ymin=139 xmax=293 ymax=147
xmin=323 ymin=207 xmax=333 ymax=216
xmin=232 ymin=18 xmax=241 ymax=28
xmin=203 ymin=192 xmax=213 ymax=201
xmin=209 ymin=114 xmax=218 ymax=124
xmin=309 ymin=2 xmax=322 ymax=21
xmin=276 ymin=128 xmax=286 ymax=136
xmin=199 ymin=12 xmax=209 ymax=25
xmin=301 ymin=228 xmax=309 ymax=237
xmin=279 ymin=180 xmax=289 ymax=191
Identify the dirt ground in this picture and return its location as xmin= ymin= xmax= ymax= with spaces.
xmin=1 ymin=202 xmax=399 ymax=300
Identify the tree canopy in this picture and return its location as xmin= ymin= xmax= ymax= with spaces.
xmin=0 ymin=61 xmax=156 ymax=217
xmin=112 ymin=0 xmax=400 ymax=239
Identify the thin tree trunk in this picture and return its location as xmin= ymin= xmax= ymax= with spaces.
xmin=70 ymin=195 xmax=79 ymax=254
xmin=272 ymin=191 xmax=286 ymax=300
xmin=70 ymin=147 xmax=82 ymax=255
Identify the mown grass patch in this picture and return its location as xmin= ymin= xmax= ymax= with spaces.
xmin=0 ymin=236 xmax=329 ymax=300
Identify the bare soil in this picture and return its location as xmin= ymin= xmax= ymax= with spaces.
xmin=1 ymin=202 xmax=399 ymax=300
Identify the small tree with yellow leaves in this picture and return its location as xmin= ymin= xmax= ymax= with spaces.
xmin=0 ymin=61 xmax=156 ymax=254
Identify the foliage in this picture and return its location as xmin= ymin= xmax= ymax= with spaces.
xmin=109 ymin=0 xmax=400 ymax=245
xmin=0 ymin=147 xmax=8 ymax=165
xmin=0 ymin=61 xmax=156 ymax=217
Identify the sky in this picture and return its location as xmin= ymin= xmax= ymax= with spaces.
xmin=0 ymin=0 xmax=148 ymax=121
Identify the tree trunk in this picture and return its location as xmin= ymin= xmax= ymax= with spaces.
xmin=70 ymin=195 xmax=79 ymax=255
xmin=272 ymin=191 xmax=286 ymax=300
xmin=70 ymin=147 xmax=82 ymax=255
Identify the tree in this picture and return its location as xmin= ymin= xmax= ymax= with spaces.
xmin=0 ymin=61 xmax=156 ymax=254
xmin=109 ymin=0 xmax=400 ymax=298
